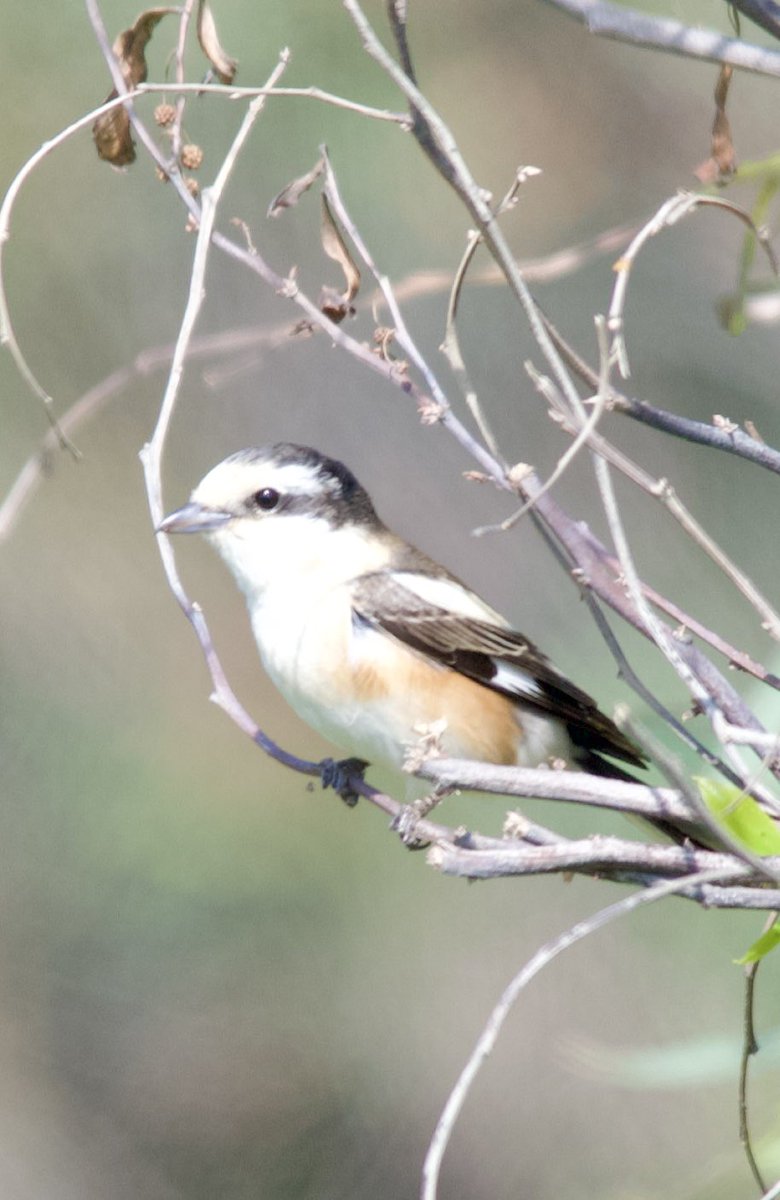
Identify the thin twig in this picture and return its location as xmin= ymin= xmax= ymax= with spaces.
xmin=472 ymin=359 xmax=608 ymax=535
xmin=0 ymin=363 xmax=136 ymax=543
xmin=739 ymin=926 xmax=772 ymax=1195
xmin=597 ymin=550 xmax=780 ymax=692
xmin=540 ymin=306 xmax=780 ymax=479
xmin=553 ymin=404 xmax=780 ymax=642
xmin=420 ymin=867 xmax=736 ymax=1200
xmin=591 ymin=434 xmax=780 ymax=819
xmin=141 ymin=54 xmax=326 ymax=773
xmin=440 ymin=169 xmax=542 ymax=459
xmin=607 ymin=191 xmax=776 ymax=378
xmin=143 ymin=51 xmax=292 ymax=516
xmin=0 ymin=89 xmax=142 ymax=441
xmin=169 ymin=0 xmax=194 ymax=162
xmin=85 ymin=0 xmax=201 ymax=220
xmin=136 ymin=80 xmax=410 ymax=123
xmin=442 ymin=228 xmax=501 ymax=457
xmin=320 ymin=148 xmax=453 ymax=418
xmin=345 ymin=0 xmax=588 ymax=422
xmin=570 ymin=569 xmax=743 ymax=784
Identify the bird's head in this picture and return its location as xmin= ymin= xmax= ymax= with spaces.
xmin=158 ymin=443 xmax=386 ymax=598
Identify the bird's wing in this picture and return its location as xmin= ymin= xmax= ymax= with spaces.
xmin=351 ymin=569 xmax=645 ymax=771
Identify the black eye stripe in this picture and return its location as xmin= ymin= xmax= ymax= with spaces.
xmin=253 ymin=487 xmax=280 ymax=511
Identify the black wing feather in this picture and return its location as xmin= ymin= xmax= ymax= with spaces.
xmin=352 ymin=572 xmax=645 ymax=774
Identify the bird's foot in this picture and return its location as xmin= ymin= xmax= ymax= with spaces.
xmin=319 ymin=757 xmax=369 ymax=807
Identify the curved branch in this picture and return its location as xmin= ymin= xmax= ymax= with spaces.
xmin=421 ymin=867 xmax=739 ymax=1200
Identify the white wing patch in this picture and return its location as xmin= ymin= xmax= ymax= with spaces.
xmin=391 ymin=571 xmax=506 ymax=624
xmin=491 ymin=662 xmax=544 ymax=702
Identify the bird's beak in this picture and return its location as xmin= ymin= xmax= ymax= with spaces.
xmin=157 ymin=502 xmax=233 ymax=535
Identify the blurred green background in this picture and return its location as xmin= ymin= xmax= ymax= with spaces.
xmin=2 ymin=1 xmax=780 ymax=1197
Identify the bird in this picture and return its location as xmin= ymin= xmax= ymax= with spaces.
xmin=158 ymin=443 xmax=645 ymax=787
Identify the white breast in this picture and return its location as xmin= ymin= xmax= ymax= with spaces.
xmin=250 ymin=581 xmax=411 ymax=765
xmin=211 ymin=515 xmax=571 ymax=770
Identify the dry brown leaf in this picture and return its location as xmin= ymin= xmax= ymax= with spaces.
xmin=93 ymin=103 xmax=135 ymax=166
xmin=197 ymin=0 xmax=238 ymax=84
xmin=694 ymin=64 xmax=737 ymax=184
xmin=114 ymin=8 xmax=171 ymax=86
xmin=267 ymin=156 xmax=325 ymax=217
xmin=93 ymin=7 xmax=172 ymax=165
xmin=711 ymin=68 xmax=737 ymax=177
xmin=319 ymin=193 xmax=360 ymax=323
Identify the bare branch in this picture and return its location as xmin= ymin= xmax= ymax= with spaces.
xmin=418 ymin=758 xmax=702 ymax=831
xmin=136 ymin=80 xmax=410 ymax=124
xmin=551 ymin=400 xmax=780 ymax=643
xmin=427 ymin=834 xmax=772 ymax=889
xmin=345 ymin=0 xmax=588 ymax=421
xmin=421 ymin=867 xmax=740 ymax=1200
xmin=140 ymin=54 xmax=329 ymax=778
xmin=170 ymin=0 xmax=196 ymax=163
xmin=441 ymin=169 xmax=542 ymax=459
xmin=5 ymin=0 xmax=779 ymax=930
xmin=0 ymin=88 xmax=144 ymax=443
xmin=513 ymin=471 xmax=773 ymax=755
xmin=739 ymin=926 xmax=772 ymax=1193
xmin=320 ymin=148 xmax=452 ymax=415
xmin=607 ymin=192 xmax=776 ymax=379
xmin=543 ymin=0 xmax=780 ymax=78
xmin=470 ymin=357 xmax=608 ymax=535
xmin=591 ymin=433 xmax=780 ymax=814
xmin=540 ymin=307 xmax=780 ymax=478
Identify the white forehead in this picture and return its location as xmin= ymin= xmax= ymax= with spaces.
xmin=191 ymin=456 xmax=329 ymax=510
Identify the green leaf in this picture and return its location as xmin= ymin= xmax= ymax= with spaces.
xmin=736 ymin=924 xmax=780 ymax=965
xmin=695 ymin=776 xmax=780 ymax=855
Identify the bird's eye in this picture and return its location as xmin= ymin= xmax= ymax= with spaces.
xmin=252 ymin=487 xmax=281 ymax=511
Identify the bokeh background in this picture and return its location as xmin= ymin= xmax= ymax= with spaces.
xmin=2 ymin=1 xmax=780 ymax=1196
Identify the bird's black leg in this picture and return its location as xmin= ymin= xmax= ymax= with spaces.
xmin=319 ymin=757 xmax=369 ymax=807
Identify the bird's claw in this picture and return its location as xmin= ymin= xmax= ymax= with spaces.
xmin=392 ymin=799 xmax=434 ymax=850
xmin=319 ymin=757 xmax=369 ymax=807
